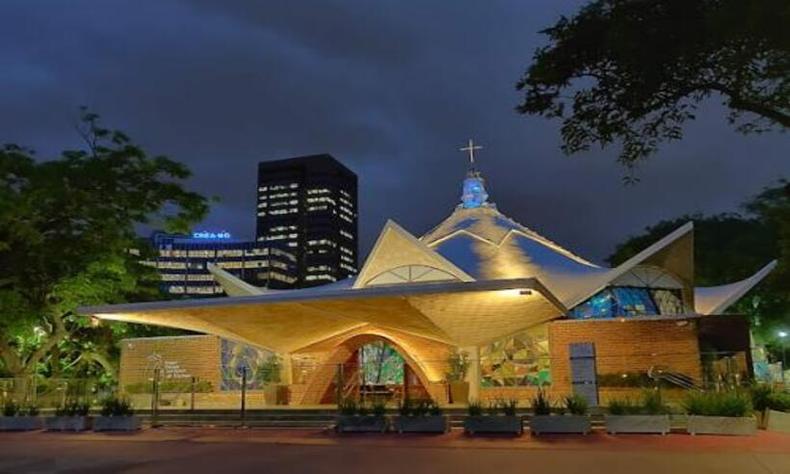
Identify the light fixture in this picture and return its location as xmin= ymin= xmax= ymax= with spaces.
xmin=498 ymin=288 xmax=532 ymax=297
xmin=779 ymin=331 xmax=788 ymax=338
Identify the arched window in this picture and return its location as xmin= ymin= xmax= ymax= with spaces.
xmin=365 ymin=265 xmax=459 ymax=287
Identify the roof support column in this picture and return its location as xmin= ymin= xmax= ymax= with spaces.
xmin=280 ymin=353 xmax=293 ymax=385
xmin=462 ymin=346 xmax=481 ymax=403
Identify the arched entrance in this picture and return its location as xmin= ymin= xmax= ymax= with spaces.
xmin=317 ymin=334 xmax=434 ymax=405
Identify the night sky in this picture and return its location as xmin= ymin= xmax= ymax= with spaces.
xmin=2 ymin=0 xmax=787 ymax=263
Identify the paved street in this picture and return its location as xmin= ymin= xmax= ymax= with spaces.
xmin=1 ymin=428 xmax=789 ymax=473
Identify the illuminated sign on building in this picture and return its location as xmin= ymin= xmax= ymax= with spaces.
xmin=192 ymin=231 xmax=232 ymax=240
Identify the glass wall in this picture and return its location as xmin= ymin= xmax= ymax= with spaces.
xmin=569 ymin=286 xmax=684 ymax=319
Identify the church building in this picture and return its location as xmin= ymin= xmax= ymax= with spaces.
xmin=84 ymin=142 xmax=776 ymax=407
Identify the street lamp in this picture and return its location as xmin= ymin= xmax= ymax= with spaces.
xmin=779 ymin=331 xmax=788 ymax=385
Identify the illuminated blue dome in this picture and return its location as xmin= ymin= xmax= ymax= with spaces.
xmin=461 ymin=172 xmax=489 ymax=208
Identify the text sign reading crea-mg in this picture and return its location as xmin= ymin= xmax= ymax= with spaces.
xmin=192 ymin=231 xmax=232 ymax=240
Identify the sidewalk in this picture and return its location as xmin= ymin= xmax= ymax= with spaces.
xmin=3 ymin=427 xmax=789 ymax=454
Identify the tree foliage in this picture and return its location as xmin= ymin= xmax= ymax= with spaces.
xmin=516 ymin=0 xmax=789 ymax=176
xmin=608 ymin=180 xmax=789 ymax=350
xmin=0 ymin=108 xmax=209 ymax=378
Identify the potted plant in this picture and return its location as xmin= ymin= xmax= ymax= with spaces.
xmin=46 ymin=401 xmax=91 ymax=431
xmin=394 ymin=399 xmax=449 ymax=433
xmin=463 ymin=399 xmax=523 ymax=435
xmin=258 ymin=355 xmax=289 ymax=405
xmin=685 ymin=390 xmax=756 ymax=435
xmin=529 ymin=391 xmax=591 ymax=435
xmin=751 ymin=385 xmax=790 ymax=433
xmin=93 ymin=397 xmax=140 ymax=432
xmin=335 ymin=399 xmax=389 ymax=433
xmin=445 ymin=349 xmax=469 ymax=404
xmin=0 ymin=401 xmax=42 ymax=431
xmin=605 ymin=390 xmax=671 ymax=435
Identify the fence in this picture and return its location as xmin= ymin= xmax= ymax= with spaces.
xmin=2 ymin=349 xmax=779 ymax=413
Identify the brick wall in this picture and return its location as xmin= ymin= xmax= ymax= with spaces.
xmin=119 ymin=335 xmax=222 ymax=392
xmin=548 ymin=318 xmax=702 ymax=395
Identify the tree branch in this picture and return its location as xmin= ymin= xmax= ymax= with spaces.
xmin=23 ymin=311 xmax=70 ymax=373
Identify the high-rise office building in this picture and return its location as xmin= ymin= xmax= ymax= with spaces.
xmin=144 ymin=231 xmax=295 ymax=297
xmin=256 ymin=154 xmax=358 ymax=288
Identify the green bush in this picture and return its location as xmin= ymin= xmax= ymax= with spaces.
xmin=400 ymin=399 xmax=442 ymax=417
xmin=750 ymin=384 xmax=773 ymax=412
xmin=371 ymin=401 xmax=387 ymax=418
xmin=641 ymin=390 xmax=668 ymax=415
xmin=684 ymin=391 xmax=752 ymax=417
xmin=467 ymin=400 xmax=483 ymax=416
xmin=565 ymin=394 xmax=588 ymax=416
xmin=499 ymin=399 xmax=518 ymax=416
xmin=338 ymin=398 xmax=357 ymax=416
xmin=768 ymin=392 xmax=790 ymax=412
xmin=531 ymin=389 xmax=552 ymax=415
xmin=22 ymin=405 xmax=39 ymax=416
xmin=100 ymin=397 xmax=134 ymax=417
xmin=2 ymin=400 xmax=19 ymax=417
xmin=751 ymin=385 xmax=790 ymax=413
xmin=55 ymin=401 xmax=90 ymax=417
xmin=607 ymin=398 xmax=638 ymax=415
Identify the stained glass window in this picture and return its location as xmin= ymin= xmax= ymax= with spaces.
xmin=570 ymin=286 xmax=675 ymax=319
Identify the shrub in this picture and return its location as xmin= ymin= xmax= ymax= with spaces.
xmin=401 ymin=399 xmax=441 ymax=417
xmin=767 ymin=391 xmax=790 ymax=412
xmin=641 ymin=390 xmax=667 ymax=415
xmin=371 ymin=401 xmax=387 ymax=418
xmin=2 ymin=400 xmax=20 ymax=417
xmin=55 ymin=401 xmax=90 ymax=417
xmin=467 ymin=400 xmax=483 ymax=416
xmin=684 ymin=391 xmax=752 ymax=417
xmin=338 ymin=398 xmax=357 ymax=416
xmin=22 ymin=405 xmax=39 ymax=417
xmin=750 ymin=384 xmax=773 ymax=412
xmin=531 ymin=389 xmax=552 ymax=416
xmin=100 ymin=397 xmax=134 ymax=417
xmin=751 ymin=385 xmax=790 ymax=413
xmin=607 ymin=398 xmax=637 ymax=415
xmin=398 ymin=398 xmax=413 ymax=417
xmin=499 ymin=399 xmax=518 ymax=416
xmin=565 ymin=395 xmax=588 ymax=416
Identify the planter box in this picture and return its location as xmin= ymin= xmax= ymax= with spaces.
xmin=394 ymin=415 xmax=449 ymax=434
xmin=464 ymin=416 xmax=523 ymax=435
xmin=765 ymin=410 xmax=790 ymax=434
xmin=93 ymin=416 xmax=141 ymax=432
xmin=449 ymin=382 xmax=469 ymax=404
xmin=687 ymin=416 xmax=756 ymax=436
xmin=605 ymin=415 xmax=670 ymax=435
xmin=530 ymin=415 xmax=591 ymax=435
xmin=0 ymin=416 xmax=42 ymax=431
xmin=45 ymin=416 xmax=92 ymax=432
xmin=335 ymin=416 xmax=388 ymax=433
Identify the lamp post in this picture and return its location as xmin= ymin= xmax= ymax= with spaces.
xmin=779 ymin=331 xmax=788 ymax=385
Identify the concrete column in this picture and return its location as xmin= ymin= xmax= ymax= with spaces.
xmin=462 ymin=346 xmax=481 ymax=403
xmin=280 ymin=353 xmax=293 ymax=385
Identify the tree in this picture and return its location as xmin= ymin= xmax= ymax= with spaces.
xmin=516 ymin=0 xmax=789 ymax=176
xmin=608 ymin=180 xmax=789 ymax=352
xmin=0 ymin=109 xmax=210 ymax=382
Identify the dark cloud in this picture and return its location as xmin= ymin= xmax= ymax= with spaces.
xmin=1 ymin=0 xmax=787 ymax=263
